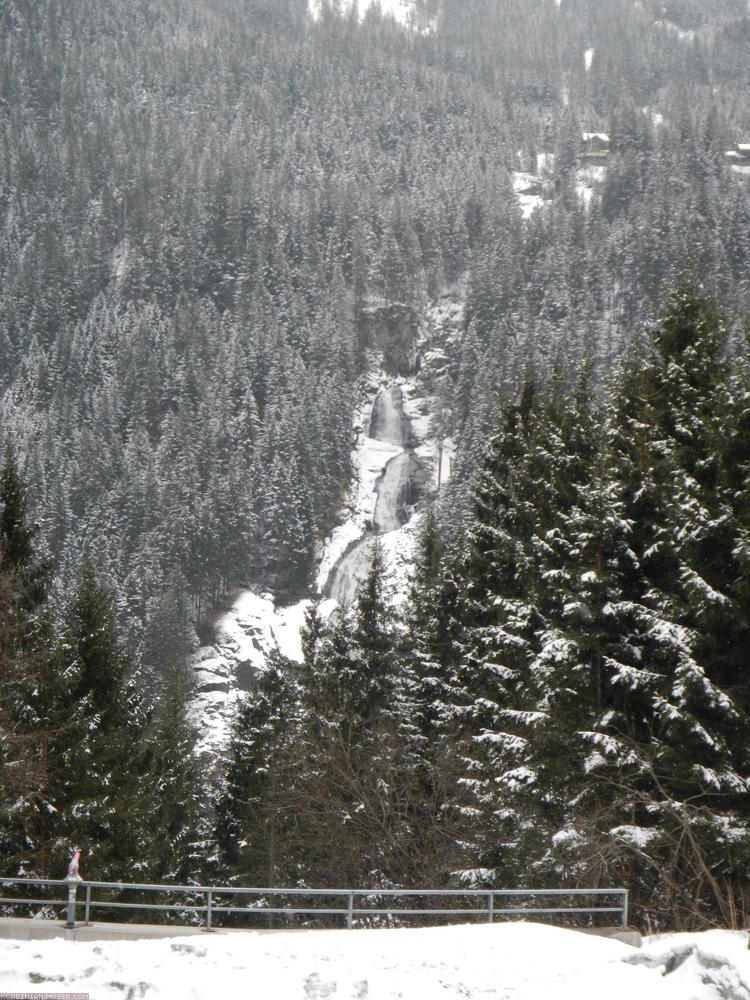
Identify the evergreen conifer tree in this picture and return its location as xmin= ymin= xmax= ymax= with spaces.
xmin=145 ymin=659 xmax=204 ymax=884
xmin=0 ymin=443 xmax=58 ymax=873
xmin=56 ymin=563 xmax=151 ymax=880
xmin=215 ymin=653 xmax=300 ymax=886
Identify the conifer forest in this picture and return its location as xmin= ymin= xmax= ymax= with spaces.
xmin=2 ymin=0 xmax=750 ymax=931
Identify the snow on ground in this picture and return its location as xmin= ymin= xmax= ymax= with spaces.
xmin=654 ymin=18 xmax=696 ymax=41
xmin=643 ymin=106 xmax=665 ymax=128
xmin=308 ymin=0 xmax=424 ymax=30
xmin=512 ymin=171 xmax=545 ymax=219
xmin=189 ymin=590 xmax=313 ymax=758
xmin=1 ymin=923 xmax=748 ymax=1000
xmin=575 ymin=163 xmax=606 ymax=211
xmin=514 ymin=160 xmax=604 ymax=217
xmin=536 ymin=151 xmax=555 ymax=174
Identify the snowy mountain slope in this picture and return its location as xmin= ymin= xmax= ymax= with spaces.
xmin=1 ymin=924 xmax=748 ymax=1000
xmin=189 ymin=291 xmax=462 ymax=759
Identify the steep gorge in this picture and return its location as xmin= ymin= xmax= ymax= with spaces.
xmin=188 ymin=291 xmax=462 ymax=758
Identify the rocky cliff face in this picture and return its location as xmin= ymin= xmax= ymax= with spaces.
xmin=357 ymin=302 xmax=419 ymax=376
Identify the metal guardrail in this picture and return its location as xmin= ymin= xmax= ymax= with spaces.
xmin=0 ymin=878 xmax=628 ymax=931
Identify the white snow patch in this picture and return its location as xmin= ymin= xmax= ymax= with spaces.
xmin=577 ymin=182 xmax=594 ymax=209
xmin=512 ymin=172 xmax=545 ymax=219
xmin=1 ymin=924 xmax=749 ymax=999
xmin=610 ymin=824 xmax=658 ymax=848
xmin=584 ymin=751 xmax=607 ymax=773
xmin=189 ymin=591 xmax=313 ymax=759
xmin=536 ymin=151 xmax=556 ymax=174
xmin=584 ymin=47 xmax=595 ymax=71
xmin=575 ymin=163 xmax=606 ymax=210
xmin=309 ymin=0 xmax=427 ymax=31
xmin=552 ymin=827 xmax=583 ymax=847
xmin=643 ymin=106 xmax=665 ymax=128
xmin=654 ymin=18 xmax=696 ymax=41
xmin=273 ymin=599 xmax=315 ymax=660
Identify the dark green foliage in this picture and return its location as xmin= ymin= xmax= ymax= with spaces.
xmin=0 ymin=443 xmax=50 ymax=615
xmin=215 ymin=653 xmax=300 ymax=885
xmin=142 ymin=659 xmax=205 ymax=884
xmin=0 ymin=445 xmax=36 ymax=576
xmin=0 ymin=446 xmax=58 ymax=873
xmin=437 ymin=279 xmax=750 ymax=926
xmin=53 ymin=564 xmax=151 ymax=879
xmin=217 ymin=545 xmax=461 ymax=889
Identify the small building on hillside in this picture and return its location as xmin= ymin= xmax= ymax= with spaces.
xmin=725 ymin=143 xmax=750 ymax=165
xmin=725 ymin=143 xmax=750 ymax=178
xmin=582 ymin=132 xmax=610 ymax=161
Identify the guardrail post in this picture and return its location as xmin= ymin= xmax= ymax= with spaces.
xmin=347 ymin=892 xmax=354 ymax=929
xmin=621 ymin=889 xmax=629 ymax=928
xmin=64 ymin=876 xmax=82 ymax=929
xmin=206 ymin=889 xmax=213 ymax=931
xmin=84 ymin=883 xmax=91 ymax=924
xmin=487 ymin=892 xmax=494 ymax=923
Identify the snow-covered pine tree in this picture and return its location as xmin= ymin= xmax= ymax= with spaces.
xmin=55 ymin=563 xmax=152 ymax=881
xmin=582 ymin=277 xmax=750 ymax=927
xmin=410 ymin=508 xmax=466 ymax=740
xmin=291 ymin=543 xmax=427 ymax=886
xmin=408 ymin=510 xmax=475 ymax=881
xmin=215 ymin=652 xmax=300 ymax=888
xmin=144 ymin=658 xmax=206 ymax=886
xmin=448 ymin=379 xmax=558 ymax=887
xmin=0 ymin=443 xmax=60 ymax=874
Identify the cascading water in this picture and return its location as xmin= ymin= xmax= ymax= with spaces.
xmin=327 ymin=385 xmax=418 ymax=605
xmin=327 ymin=537 xmax=376 ymax=605
xmin=374 ymin=452 xmax=412 ymax=531
xmin=368 ymin=386 xmax=404 ymax=446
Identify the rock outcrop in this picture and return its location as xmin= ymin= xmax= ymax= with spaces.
xmin=357 ymin=302 xmax=418 ymax=376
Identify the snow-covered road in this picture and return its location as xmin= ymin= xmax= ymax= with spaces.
xmin=0 ymin=922 xmax=748 ymax=1000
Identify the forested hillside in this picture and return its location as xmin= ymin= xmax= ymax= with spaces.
xmin=1 ymin=0 xmax=750 ymax=928
xmin=2 ymin=0 xmax=750 ymax=645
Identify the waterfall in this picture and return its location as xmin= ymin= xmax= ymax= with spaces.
xmin=369 ymin=386 xmax=405 ymax=446
xmin=326 ymin=384 xmax=419 ymax=604
xmin=328 ymin=537 xmax=375 ymax=605
xmin=373 ymin=452 xmax=411 ymax=531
